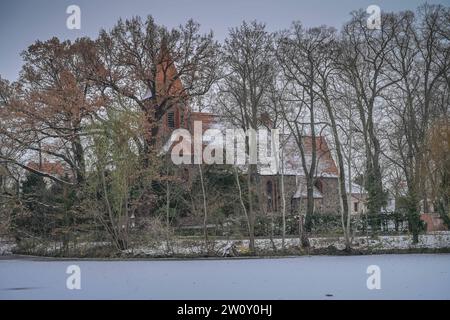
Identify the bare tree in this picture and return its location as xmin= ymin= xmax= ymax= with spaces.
xmin=303 ymin=26 xmax=352 ymax=250
xmin=276 ymin=23 xmax=327 ymax=247
xmin=216 ymin=21 xmax=276 ymax=252
xmin=382 ymin=6 xmax=450 ymax=241
xmin=338 ymin=10 xmax=401 ymax=217
xmin=82 ymin=17 xmax=220 ymax=164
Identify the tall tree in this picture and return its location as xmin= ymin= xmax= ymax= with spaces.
xmin=82 ymin=16 xmax=219 ymax=164
xmin=276 ymin=23 xmax=326 ymax=246
xmin=382 ymin=6 xmax=450 ymax=241
xmin=338 ymin=10 xmax=399 ymax=217
xmin=217 ymin=21 xmax=276 ymax=252
xmin=0 ymin=38 xmax=103 ymax=187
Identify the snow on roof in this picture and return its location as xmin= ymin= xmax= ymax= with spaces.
xmin=346 ymin=181 xmax=367 ymax=194
xmin=142 ymin=87 xmax=153 ymax=100
xmin=27 ymin=160 xmax=66 ymax=176
xmin=293 ymin=184 xmax=323 ymax=199
xmin=259 ymin=134 xmax=339 ymax=177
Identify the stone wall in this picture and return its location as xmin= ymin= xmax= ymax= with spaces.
xmin=259 ymin=175 xmax=341 ymax=216
xmin=288 ymin=176 xmax=341 ymax=215
xmin=319 ymin=177 xmax=341 ymax=214
xmin=259 ymin=175 xmax=298 ymax=215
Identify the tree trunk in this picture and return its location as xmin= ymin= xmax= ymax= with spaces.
xmin=234 ymin=167 xmax=253 ymax=251
xmin=198 ymin=164 xmax=208 ymax=247
xmin=304 ymin=180 xmax=314 ymax=234
xmin=324 ymin=99 xmax=351 ymax=250
xmin=247 ymin=163 xmax=256 ymax=253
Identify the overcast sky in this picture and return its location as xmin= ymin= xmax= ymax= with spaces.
xmin=0 ymin=0 xmax=448 ymax=81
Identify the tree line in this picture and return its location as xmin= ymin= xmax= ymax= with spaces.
xmin=0 ymin=4 xmax=448 ymax=254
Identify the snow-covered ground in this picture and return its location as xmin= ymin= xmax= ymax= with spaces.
xmin=1 ymin=254 xmax=449 ymax=299
xmin=3 ymin=232 xmax=448 ymax=257
xmin=128 ymin=231 xmax=450 ymax=256
xmin=0 ymin=242 xmax=15 ymax=256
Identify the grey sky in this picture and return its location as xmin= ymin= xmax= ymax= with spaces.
xmin=0 ymin=0 xmax=448 ymax=81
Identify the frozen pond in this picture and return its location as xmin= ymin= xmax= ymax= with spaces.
xmin=1 ymin=254 xmax=449 ymax=299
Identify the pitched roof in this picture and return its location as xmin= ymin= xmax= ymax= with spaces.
xmin=155 ymin=45 xmax=187 ymax=103
xmin=293 ymin=184 xmax=323 ymax=199
xmin=27 ymin=160 xmax=66 ymax=177
xmin=260 ymin=134 xmax=339 ymax=177
xmin=346 ymin=181 xmax=367 ymax=194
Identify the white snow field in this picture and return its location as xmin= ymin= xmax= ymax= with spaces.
xmin=0 ymin=254 xmax=449 ymax=300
